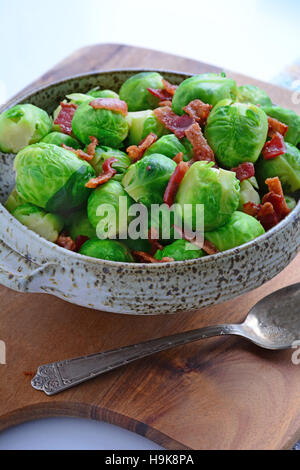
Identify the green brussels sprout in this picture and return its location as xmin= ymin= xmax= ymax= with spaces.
xmin=205 ymin=211 xmax=265 ymax=252
xmin=88 ymin=89 xmax=119 ymax=99
xmin=262 ymin=105 xmax=300 ymax=147
xmin=72 ymin=101 xmax=129 ymax=147
xmin=143 ymin=134 xmax=192 ymax=161
xmin=237 ymin=85 xmax=272 ymax=107
xmin=255 ymin=142 xmax=300 ymax=193
xmin=126 ymin=110 xmax=168 ymax=146
xmin=155 ymin=239 xmax=205 ymax=261
xmin=123 ymin=236 xmax=151 ymax=253
xmin=285 ymin=195 xmax=297 ymax=211
xmin=65 ymin=93 xmax=94 ymax=106
xmin=122 ymin=154 xmax=177 ymax=208
xmin=119 ymin=72 xmax=164 ymax=111
xmin=172 ymin=73 xmax=237 ymax=115
xmin=205 ymin=100 xmax=268 ymax=168
xmin=238 ymin=179 xmax=261 ymax=210
xmin=0 ymin=104 xmax=52 ymax=153
xmin=175 ymin=161 xmax=240 ymax=232
xmin=5 ymin=186 xmax=26 ymax=213
xmin=79 ymin=238 xmax=134 ymax=262
xmin=87 ymin=179 xmax=134 ymax=239
xmin=14 ymin=143 xmax=95 ymax=213
xmin=90 ymin=146 xmax=131 ymax=177
xmin=41 ymin=132 xmax=82 ymax=149
xmin=67 ymin=211 xmax=97 ymax=240
xmin=12 ymin=203 xmax=64 ymax=242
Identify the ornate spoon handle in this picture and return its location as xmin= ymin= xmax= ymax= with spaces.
xmin=31 ymin=323 xmax=242 ymax=395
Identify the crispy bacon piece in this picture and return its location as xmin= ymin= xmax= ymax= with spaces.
xmin=164 ymin=161 xmax=189 ymax=207
xmin=257 ymin=202 xmax=279 ymax=231
xmin=89 ymin=98 xmax=128 ymax=116
xmin=262 ymin=132 xmax=286 ymax=160
xmin=57 ymin=234 xmax=76 ymax=251
xmin=75 ymin=235 xmax=89 ymax=252
xmin=161 ymin=257 xmax=175 ymax=262
xmin=127 ymin=133 xmax=158 ymax=163
xmin=202 ymin=240 xmax=219 ymax=255
xmin=132 ymin=251 xmax=160 ymax=263
xmin=183 ymin=99 xmax=212 ymax=127
xmin=62 ymin=144 xmax=94 ymax=162
xmin=86 ymin=136 xmax=99 ymax=158
xmin=264 ymin=177 xmax=290 ymax=218
xmin=54 ymin=102 xmax=78 ymax=135
xmin=159 ymin=100 xmax=172 ymax=107
xmin=268 ymin=117 xmax=288 ymax=138
xmin=173 ymin=152 xmax=184 ymax=164
xmin=147 ymin=88 xmax=173 ymax=102
xmin=184 ymin=122 xmax=215 ymax=163
xmin=162 ymin=79 xmax=178 ymax=96
xmin=153 ymin=106 xmax=194 ymax=139
xmin=243 ymin=202 xmax=261 ymax=217
xmin=148 ymin=227 xmax=164 ymax=256
xmin=85 ymin=157 xmax=118 ymax=188
xmin=231 ymin=162 xmax=255 ymax=182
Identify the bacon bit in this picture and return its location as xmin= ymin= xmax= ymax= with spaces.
xmin=161 ymin=257 xmax=175 ymax=262
xmin=262 ymin=132 xmax=286 ymax=160
xmin=57 ymin=234 xmax=76 ymax=251
xmin=147 ymin=87 xmax=173 ymax=102
xmin=75 ymin=235 xmax=89 ymax=252
xmin=153 ymin=107 xmax=194 ymax=139
xmin=164 ymin=161 xmax=189 ymax=207
xmin=202 ymin=240 xmax=219 ymax=255
xmin=85 ymin=157 xmax=118 ymax=188
xmin=183 ymin=99 xmax=212 ymax=127
xmin=127 ymin=133 xmax=158 ymax=163
xmin=265 ymin=176 xmax=284 ymax=196
xmin=231 ymin=162 xmax=255 ymax=182
xmin=89 ymin=98 xmax=128 ymax=116
xmin=257 ymin=202 xmax=279 ymax=231
xmin=264 ymin=177 xmax=290 ymax=218
xmin=148 ymin=227 xmax=164 ymax=256
xmin=54 ymin=102 xmax=78 ymax=135
xmin=62 ymin=144 xmax=94 ymax=162
xmin=162 ymin=79 xmax=178 ymax=96
xmin=86 ymin=136 xmax=99 ymax=158
xmin=184 ymin=122 xmax=215 ymax=163
xmin=132 ymin=251 xmax=160 ymax=263
xmin=268 ymin=117 xmax=288 ymax=138
xmin=159 ymin=100 xmax=172 ymax=107
xmin=243 ymin=202 xmax=261 ymax=217
xmin=173 ymin=152 xmax=184 ymax=164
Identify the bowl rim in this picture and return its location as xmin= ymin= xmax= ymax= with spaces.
xmin=1 ymin=68 xmax=299 ymax=269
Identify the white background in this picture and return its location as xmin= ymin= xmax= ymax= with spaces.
xmin=0 ymin=0 xmax=299 ymax=450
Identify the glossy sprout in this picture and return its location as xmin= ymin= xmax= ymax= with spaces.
xmin=262 ymin=105 xmax=300 ymax=147
xmin=12 ymin=203 xmax=64 ymax=242
xmin=41 ymin=131 xmax=82 ymax=149
xmin=143 ymin=134 xmax=193 ymax=161
xmin=119 ymin=72 xmax=164 ymax=111
xmin=237 ymin=85 xmax=272 ymax=107
xmin=155 ymin=239 xmax=205 ymax=261
xmin=79 ymin=239 xmax=134 ymax=262
xmin=126 ymin=110 xmax=168 ymax=146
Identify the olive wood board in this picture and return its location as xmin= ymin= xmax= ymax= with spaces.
xmin=0 ymin=44 xmax=300 ymax=450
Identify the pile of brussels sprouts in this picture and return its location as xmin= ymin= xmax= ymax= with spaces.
xmin=0 ymin=71 xmax=299 ymax=263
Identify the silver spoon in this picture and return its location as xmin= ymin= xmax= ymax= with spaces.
xmin=31 ymin=283 xmax=300 ymax=396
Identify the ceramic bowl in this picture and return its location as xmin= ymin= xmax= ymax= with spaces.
xmin=0 ymin=69 xmax=299 ymax=315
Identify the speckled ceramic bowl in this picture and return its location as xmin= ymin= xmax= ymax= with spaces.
xmin=0 ymin=70 xmax=299 ymax=315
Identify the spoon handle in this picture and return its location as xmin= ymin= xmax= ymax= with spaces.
xmin=31 ymin=323 xmax=242 ymax=395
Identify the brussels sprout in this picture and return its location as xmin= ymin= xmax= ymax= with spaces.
xmin=41 ymin=132 xmax=82 ymax=149
xmin=238 ymin=179 xmax=261 ymax=210
xmin=119 ymin=72 xmax=164 ymax=111
xmin=205 ymin=100 xmax=268 ymax=168
xmin=172 ymin=73 xmax=237 ymax=115
xmin=65 ymin=93 xmax=94 ymax=106
xmin=90 ymin=146 xmax=131 ymax=177
xmin=205 ymin=211 xmax=265 ymax=252
xmin=12 ymin=203 xmax=64 ymax=242
xmin=87 ymin=179 xmax=134 ymax=239
xmin=0 ymin=104 xmax=52 ymax=153
xmin=262 ymin=105 xmax=300 ymax=147
xmin=79 ymin=238 xmax=134 ymax=262
xmin=175 ymin=161 xmax=240 ymax=232
xmin=126 ymin=110 xmax=168 ymax=146
xmin=14 ymin=143 xmax=95 ymax=213
xmin=122 ymin=154 xmax=177 ymax=208
xmin=72 ymin=101 xmax=129 ymax=147
xmin=255 ymin=142 xmax=300 ymax=192
xmin=237 ymin=85 xmax=272 ymax=107
xmin=123 ymin=237 xmax=151 ymax=253
xmin=5 ymin=186 xmax=27 ymax=213
xmin=88 ymin=89 xmax=119 ymax=99
xmin=285 ymin=195 xmax=297 ymax=211
xmin=143 ymin=134 xmax=192 ymax=161
xmin=67 ymin=210 xmax=97 ymax=240
xmin=155 ymin=239 xmax=205 ymax=261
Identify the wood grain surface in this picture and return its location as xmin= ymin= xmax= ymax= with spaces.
xmin=0 ymin=43 xmax=300 ymax=450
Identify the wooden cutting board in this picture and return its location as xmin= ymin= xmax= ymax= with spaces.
xmin=1 ymin=44 xmax=300 ymax=450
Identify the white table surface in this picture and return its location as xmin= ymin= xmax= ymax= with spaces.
xmin=0 ymin=0 xmax=299 ymax=450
